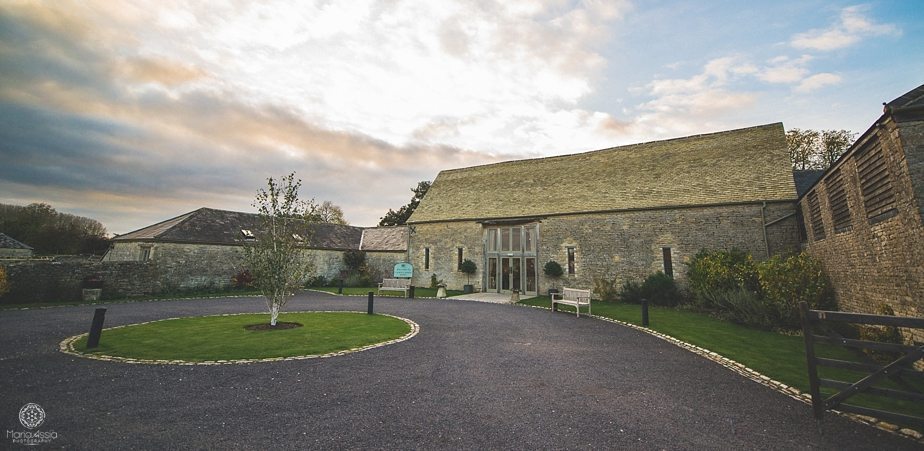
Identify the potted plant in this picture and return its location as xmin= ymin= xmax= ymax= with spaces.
xmin=543 ymin=260 xmax=564 ymax=297
xmin=460 ymin=259 xmax=477 ymax=294
xmin=82 ymin=274 xmax=104 ymax=302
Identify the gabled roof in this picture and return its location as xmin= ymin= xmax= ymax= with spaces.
xmin=409 ymin=123 xmax=797 ymax=223
xmin=360 ymin=227 xmax=408 ymax=251
xmin=0 ymin=233 xmax=32 ymax=250
xmin=793 ymin=170 xmax=825 ymax=198
xmin=114 ymin=208 xmax=364 ymax=250
xmin=884 ymin=83 xmax=924 ymax=123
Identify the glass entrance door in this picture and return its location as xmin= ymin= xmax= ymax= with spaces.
xmin=484 ymin=224 xmax=538 ymax=296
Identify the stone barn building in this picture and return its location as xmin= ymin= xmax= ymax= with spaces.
xmin=104 ymin=207 xmax=407 ymax=290
xmin=797 ymin=83 xmax=923 ymax=342
xmin=0 ymin=233 xmax=33 ymax=259
xmin=406 ymin=123 xmax=802 ymax=296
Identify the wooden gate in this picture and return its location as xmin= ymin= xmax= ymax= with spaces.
xmin=799 ymin=302 xmax=924 ymax=428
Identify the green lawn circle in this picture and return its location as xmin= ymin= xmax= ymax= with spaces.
xmin=61 ymin=311 xmax=417 ymax=364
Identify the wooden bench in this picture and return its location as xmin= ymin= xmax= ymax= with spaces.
xmin=551 ymin=287 xmax=592 ymax=317
xmin=378 ymin=278 xmax=411 ymax=297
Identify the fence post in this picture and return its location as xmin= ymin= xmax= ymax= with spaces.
xmin=87 ymin=308 xmax=107 ymax=349
xmin=367 ymin=291 xmax=374 ymax=314
xmin=338 ymin=278 xmax=344 ymax=294
xmin=799 ymin=301 xmax=824 ymax=420
xmin=641 ymin=299 xmax=649 ymax=327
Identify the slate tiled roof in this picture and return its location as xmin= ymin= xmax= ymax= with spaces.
xmin=360 ymin=227 xmax=408 ymax=251
xmin=409 ymin=123 xmax=797 ymax=223
xmin=0 ymin=233 xmax=32 ymax=250
xmin=114 ymin=208 xmax=365 ymax=250
xmin=793 ymin=170 xmax=825 ymax=198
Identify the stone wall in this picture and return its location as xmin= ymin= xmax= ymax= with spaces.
xmin=538 ymin=202 xmax=799 ymax=291
xmin=408 ymin=222 xmax=484 ymax=290
xmin=799 ymin=117 xmax=923 ymax=344
xmin=408 ymin=202 xmax=800 ymax=292
xmin=365 ymin=250 xmax=410 ymax=280
xmin=1 ymin=259 xmax=162 ymax=304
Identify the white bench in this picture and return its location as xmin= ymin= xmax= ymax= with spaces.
xmin=378 ymin=278 xmax=411 ymax=297
xmin=551 ymin=287 xmax=592 ymax=317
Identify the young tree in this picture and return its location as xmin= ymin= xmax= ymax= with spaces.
xmin=244 ymin=173 xmax=317 ymax=326
xmin=378 ymin=180 xmax=431 ymax=226
xmin=310 ymin=200 xmax=348 ymax=225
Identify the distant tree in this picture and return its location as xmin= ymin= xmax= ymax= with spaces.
xmin=378 ymin=181 xmax=431 ymax=226
xmin=786 ymin=128 xmax=821 ymax=170
xmin=819 ymin=129 xmax=856 ymax=169
xmin=243 ymin=173 xmax=317 ymax=326
xmin=785 ymin=128 xmax=855 ymax=170
xmin=0 ymin=202 xmax=109 ymax=255
xmin=310 ymin=200 xmax=348 ymax=225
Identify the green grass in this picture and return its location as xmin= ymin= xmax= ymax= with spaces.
xmin=521 ymin=296 xmax=924 ymax=423
xmin=312 ymin=286 xmax=464 ymax=298
xmin=74 ymin=312 xmax=411 ymax=361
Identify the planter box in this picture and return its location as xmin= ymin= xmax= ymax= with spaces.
xmin=463 ymin=284 xmax=474 ymax=294
xmin=82 ymin=288 xmax=102 ymax=302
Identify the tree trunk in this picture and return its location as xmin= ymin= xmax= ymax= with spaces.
xmin=270 ymin=303 xmax=279 ymax=326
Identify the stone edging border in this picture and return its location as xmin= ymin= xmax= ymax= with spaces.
xmin=513 ymin=302 xmax=924 ymax=445
xmin=59 ymin=311 xmax=420 ymax=366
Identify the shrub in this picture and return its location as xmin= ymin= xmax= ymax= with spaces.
xmin=858 ymin=304 xmax=905 ymax=364
xmin=0 ymin=266 xmax=9 ymax=297
xmin=460 ymin=260 xmax=477 ymax=284
xmin=756 ymin=252 xmax=835 ymax=329
xmin=543 ymin=260 xmax=564 ymax=278
xmin=231 ymin=269 xmax=254 ymax=289
xmin=705 ymin=287 xmax=781 ymax=330
xmin=618 ymin=280 xmax=643 ymax=304
xmin=343 ymin=250 xmax=366 ymax=272
xmin=592 ymin=274 xmax=620 ymax=302
xmin=344 ymin=272 xmax=372 ymax=288
xmin=641 ymin=271 xmax=680 ymax=306
xmin=304 ymin=275 xmax=328 ymax=288
xmin=687 ymin=249 xmax=758 ymax=307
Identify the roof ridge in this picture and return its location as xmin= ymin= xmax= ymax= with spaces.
xmin=436 ymin=122 xmax=783 ymax=176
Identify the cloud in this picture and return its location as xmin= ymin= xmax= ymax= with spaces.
xmin=0 ymin=0 xmax=636 ymax=232
xmin=791 ymin=5 xmax=900 ymax=51
xmin=794 ymin=73 xmax=842 ymax=93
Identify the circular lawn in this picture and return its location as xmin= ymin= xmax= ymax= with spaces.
xmin=61 ymin=311 xmax=417 ymax=364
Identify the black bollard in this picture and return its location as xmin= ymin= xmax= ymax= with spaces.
xmin=338 ymin=278 xmax=344 ymax=294
xmin=641 ymin=299 xmax=649 ymax=327
xmin=367 ymin=291 xmax=374 ymax=314
xmin=408 ymin=285 xmax=415 ymax=299
xmin=87 ymin=308 xmax=107 ymax=349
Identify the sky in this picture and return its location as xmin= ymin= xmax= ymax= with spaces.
xmin=0 ymin=1 xmax=922 ymax=234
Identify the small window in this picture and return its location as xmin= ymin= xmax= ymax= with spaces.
xmin=424 ymin=247 xmax=430 ymax=270
xmin=662 ymin=247 xmax=673 ymax=278
xmin=457 ymin=248 xmax=463 ymax=271
xmin=567 ymin=247 xmax=576 ymax=275
xmin=807 ymin=191 xmax=825 ymax=241
xmin=241 ymin=229 xmax=255 ymax=240
xmin=486 ymin=229 xmax=497 ymax=251
xmin=825 ymin=169 xmax=851 ymax=233
xmin=139 ymin=245 xmax=152 ymax=262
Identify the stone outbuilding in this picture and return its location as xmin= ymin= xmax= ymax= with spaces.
xmin=797 ymin=83 xmax=923 ymax=341
xmin=406 ymin=123 xmax=802 ymax=296
xmin=0 ymin=233 xmax=34 ymax=258
xmin=104 ymin=207 xmax=407 ymax=290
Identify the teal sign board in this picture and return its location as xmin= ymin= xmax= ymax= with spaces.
xmin=393 ymin=262 xmax=413 ymax=278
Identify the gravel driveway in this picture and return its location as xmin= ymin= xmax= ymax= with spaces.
xmin=0 ymin=292 xmax=916 ymax=449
